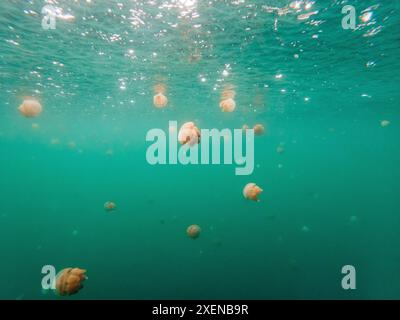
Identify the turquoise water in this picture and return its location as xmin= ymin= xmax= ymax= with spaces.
xmin=1 ymin=0 xmax=400 ymax=299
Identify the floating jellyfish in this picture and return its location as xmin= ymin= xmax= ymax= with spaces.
xmin=178 ymin=122 xmax=201 ymax=146
xmin=243 ymin=183 xmax=263 ymax=202
xmin=153 ymin=93 xmax=168 ymax=108
xmin=253 ymin=124 xmax=265 ymax=136
xmin=68 ymin=141 xmax=76 ymax=149
xmin=105 ymin=149 xmax=114 ymax=157
xmin=219 ymin=85 xmax=236 ymax=112
xmin=219 ymin=98 xmax=236 ymax=112
xmin=32 ymin=123 xmax=40 ymax=130
xmin=301 ymin=225 xmax=310 ymax=233
xmin=187 ymin=224 xmax=201 ymax=239
xmin=50 ymin=138 xmax=60 ymax=145
xmin=276 ymin=145 xmax=285 ymax=154
xmin=18 ymin=97 xmax=42 ymax=118
xmin=381 ymin=120 xmax=390 ymax=127
xmin=55 ymin=268 xmax=87 ymax=296
xmin=242 ymin=124 xmax=249 ymax=132
xmin=153 ymin=84 xmax=168 ymax=108
xmin=104 ymin=201 xmax=116 ymax=212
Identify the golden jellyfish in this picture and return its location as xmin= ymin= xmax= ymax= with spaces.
xmin=18 ymin=97 xmax=43 ymax=118
xmin=55 ymin=268 xmax=87 ymax=296
xmin=243 ymin=183 xmax=263 ymax=202
xmin=219 ymin=98 xmax=236 ymax=113
xmin=187 ymin=224 xmax=201 ymax=239
xmin=178 ymin=122 xmax=201 ymax=146
xmin=104 ymin=201 xmax=116 ymax=212
xmin=153 ymin=93 xmax=168 ymax=108
xmin=153 ymin=84 xmax=168 ymax=108
xmin=253 ymin=124 xmax=265 ymax=136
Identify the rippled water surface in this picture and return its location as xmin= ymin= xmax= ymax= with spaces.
xmin=0 ymin=0 xmax=400 ymax=299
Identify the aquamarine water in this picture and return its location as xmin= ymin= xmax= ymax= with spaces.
xmin=0 ymin=0 xmax=400 ymax=299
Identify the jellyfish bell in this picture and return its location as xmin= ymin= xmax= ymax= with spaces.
xmin=219 ymin=98 xmax=236 ymax=112
xmin=381 ymin=120 xmax=390 ymax=127
xmin=104 ymin=201 xmax=116 ymax=212
xmin=153 ymin=92 xmax=168 ymax=109
xmin=243 ymin=183 xmax=263 ymax=202
xmin=186 ymin=224 xmax=201 ymax=239
xmin=18 ymin=97 xmax=43 ymax=118
xmin=242 ymin=124 xmax=249 ymax=132
xmin=276 ymin=145 xmax=285 ymax=154
xmin=153 ymin=84 xmax=166 ymax=95
xmin=178 ymin=121 xmax=200 ymax=146
xmin=253 ymin=124 xmax=265 ymax=136
xmin=55 ymin=268 xmax=87 ymax=296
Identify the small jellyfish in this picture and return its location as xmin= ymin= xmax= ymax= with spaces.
xmin=187 ymin=224 xmax=201 ymax=239
xmin=50 ymin=138 xmax=60 ymax=145
xmin=253 ymin=124 xmax=265 ymax=136
xmin=178 ymin=122 xmax=201 ymax=146
xmin=276 ymin=145 xmax=285 ymax=154
xmin=18 ymin=97 xmax=43 ymax=118
xmin=219 ymin=98 xmax=236 ymax=112
xmin=243 ymin=183 xmax=263 ymax=202
xmin=301 ymin=225 xmax=310 ymax=233
xmin=104 ymin=201 xmax=116 ymax=212
xmin=242 ymin=124 xmax=249 ymax=132
xmin=153 ymin=84 xmax=168 ymax=109
xmin=381 ymin=120 xmax=390 ymax=127
xmin=105 ymin=149 xmax=114 ymax=156
xmin=31 ymin=123 xmax=40 ymax=130
xmin=68 ymin=141 xmax=76 ymax=149
xmin=153 ymin=93 xmax=168 ymax=108
xmin=55 ymin=268 xmax=87 ymax=296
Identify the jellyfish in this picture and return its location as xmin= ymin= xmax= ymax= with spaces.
xmin=178 ymin=122 xmax=201 ymax=146
xmin=68 ymin=141 xmax=76 ymax=149
xmin=243 ymin=183 xmax=263 ymax=202
xmin=381 ymin=120 xmax=390 ymax=127
xmin=219 ymin=98 xmax=236 ymax=112
xmin=253 ymin=124 xmax=265 ymax=135
xmin=276 ymin=145 xmax=285 ymax=154
xmin=104 ymin=201 xmax=116 ymax=212
xmin=18 ymin=97 xmax=42 ymax=118
xmin=55 ymin=268 xmax=87 ymax=296
xmin=242 ymin=124 xmax=249 ymax=132
xmin=153 ymin=93 xmax=168 ymax=108
xmin=153 ymin=84 xmax=168 ymax=108
xmin=187 ymin=224 xmax=201 ymax=239
xmin=32 ymin=123 xmax=40 ymax=130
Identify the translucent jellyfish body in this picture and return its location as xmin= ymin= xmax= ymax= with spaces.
xmin=243 ymin=183 xmax=263 ymax=202
xmin=18 ymin=98 xmax=42 ymax=118
xmin=153 ymin=84 xmax=168 ymax=108
xmin=253 ymin=124 xmax=265 ymax=136
xmin=178 ymin=122 xmax=201 ymax=146
xmin=219 ymin=98 xmax=236 ymax=112
xmin=187 ymin=224 xmax=201 ymax=239
xmin=55 ymin=268 xmax=87 ymax=296
xmin=104 ymin=201 xmax=116 ymax=212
